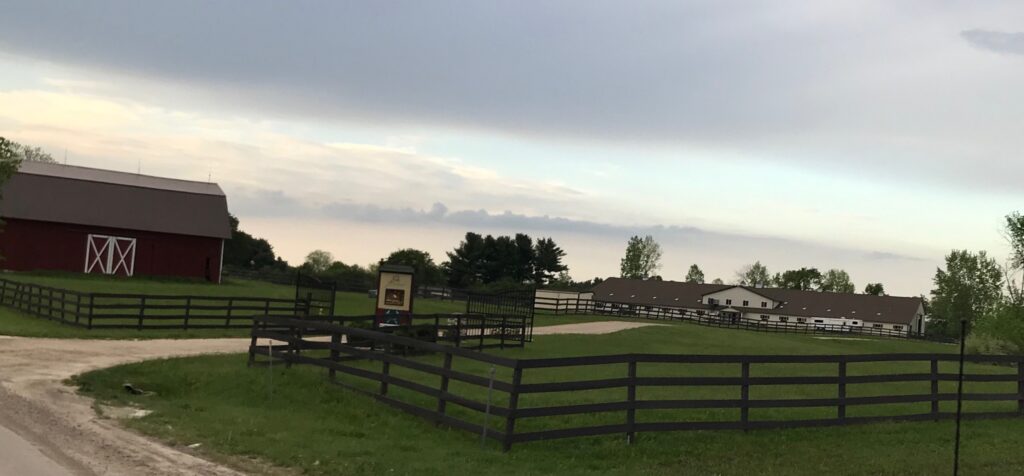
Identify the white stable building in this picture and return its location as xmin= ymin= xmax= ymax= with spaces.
xmin=589 ymin=278 xmax=926 ymax=335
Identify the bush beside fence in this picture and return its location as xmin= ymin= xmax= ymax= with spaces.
xmin=250 ymin=316 xmax=1024 ymax=451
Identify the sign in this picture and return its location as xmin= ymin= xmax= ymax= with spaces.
xmin=375 ymin=264 xmax=415 ymax=326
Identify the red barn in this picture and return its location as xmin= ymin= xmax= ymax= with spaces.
xmin=0 ymin=162 xmax=231 ymax=282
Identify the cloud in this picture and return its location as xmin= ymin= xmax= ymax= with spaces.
xmin=3 ymin=2 xmax=1024 ymax=192
xmin=962 ymin=30 xmax=1024 ymax=56
xmin=232 ymin=189 xmax=928 ymax=262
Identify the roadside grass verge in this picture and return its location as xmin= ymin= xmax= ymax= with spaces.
xmin=72 ymin=323 xmax=1024 ymax=475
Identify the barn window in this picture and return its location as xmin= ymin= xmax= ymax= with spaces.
xmin=814 ymin=319 xmax=824 ymax=323
xmin=893 ymin=325 xmax=903 ymax=331
xmin=760 ymin=315 xmax=769 ymax=321
xmin=779 ymin=316 xmax=789 ymax=322
xmin=742 ymin=300 xmax=749 ymax=306
xmin=797 ymin=318 xmax=806 ymax=323
xmin=726 ymin=299 xmax=732 ymax=305
xmin=761 ymin=301 xmax=768 ymax=308
xmin=873 ymin=324 xmax=883 ymax=329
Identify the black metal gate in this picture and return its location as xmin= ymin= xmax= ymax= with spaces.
xmin=465 ymin=289 xmax=536 ymax=342
xmin=295 ymin=272 xmax=337 ymax=317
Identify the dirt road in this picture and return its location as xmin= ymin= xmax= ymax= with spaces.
xmin=0 ymin=336 xmax=251 ymax=476
xmin=0 ymin=320 xmax=656 ymax=475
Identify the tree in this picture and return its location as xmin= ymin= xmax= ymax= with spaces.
xmin=512 ymin=233 xmax=536 ymax=283
xmin=1 ymin=138 xmax=55 ymax=164
xmin=712 ymin=278 xmax=724 ymax=285
xmin=303 ymin=249 xmax=334 ymax=274
xmin=735 ymin=261 xmax=771 ymax=287
xmin=0 ymin=137 xmax=22 ymax=261
xmin=929 ymin=250 xmax=1004 ymax=337
xmin=382 ymin=248 xmax=442 ymax=286
xmin=444 ymin=232 xmax=486 ymax=287
xmin=1005 ymin=212 xmax=1024 ymax=304
xmin=533 ymin=237 xmax=567 ymax=285
xmin=864 ymin=283 xmax=885 ymax=296
xmin=222 ymin=214 xmax=279 ymax=269
xmin=15 ymin=144 xmax=55 ymax=163
xmin=819 ymin=269 xmax=855 ymax=293
xmin=774 ymin=267 xmax=822 ymax=290
xmin=685 ymin=264 xmax=705 ymax=284
xmin=620 ymin=235 xmax=662 ymax=280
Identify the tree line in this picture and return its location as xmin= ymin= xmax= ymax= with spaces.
xmin=926 ymin=212 xmax=1024 ymax=352
xmin=225 ymin=225 xmax=573 ymax=291
xmin=617 ymin=234 xmax=883 ymax=294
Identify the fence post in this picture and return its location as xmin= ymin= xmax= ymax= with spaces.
xmin=328 ymin=331 xmax=341 ymax=382
xmin=1018 ymin=358 xmax=1023 ymax=416
xmin=627 ymin=358 xmax=637 ymax=444
xmin=75 ymin=294 xmax=82 ymax=326
xmin=137 ymin=296 xmax=146 ymax=330
xmin=225 ymin=297 xmax=234 ymax=327
xmin=500 ymin=315 xmax=507 ymax=350
xmin=479 ymin=317 xmax=486 ymax=350
xmin=184 ymin=296 xmax=192 ymax=330
xmin=247 ymin=318 xmax=260 ymax=367
xmin=931 ymin=358 xmax=940 ymax=421
xmin=88 ymin=294 xmax=95 ymax=329
xmin=838 ymin=357 xmax=847 ymax=423
xmin=380 ymin=361 xmax=390 ymax=396
xmin=503 ymin=365 xmax=523 ymax=452
xmin=454 ymin=317 xmax=462 ymax=348
xmin=741 ymin=361 xmax=751 ymax=432
xmin=437 ymin=353 xmax=453 ymax=419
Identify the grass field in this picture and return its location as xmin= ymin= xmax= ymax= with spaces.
xmin=0 ymin=272 xmax=608 ymax=338
xmin=73 ymin=320 xmax=1024 ymax=475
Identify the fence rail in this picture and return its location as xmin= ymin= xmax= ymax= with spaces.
xmin=251 ymin=316 xmax=1024 ymax=451
xmin=533 ymin=296 xmax=945 ymax=341
xmin=0 ymin=278 xmax=304 ymax=330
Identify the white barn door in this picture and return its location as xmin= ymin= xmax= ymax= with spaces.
xmin=84 ymin=234 xmax=136 ymax=276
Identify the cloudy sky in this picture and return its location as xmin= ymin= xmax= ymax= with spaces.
xmin=1 ymin=1 xmax=1022 ymax=295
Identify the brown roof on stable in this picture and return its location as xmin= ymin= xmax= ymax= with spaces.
xmin=0 ymin=162 xmax=231 ymax=239
xmin=591 ymin=277 xmax=730 ymax=309
xmin=592 ymin=278 xmax=924 ymax=325
xmin=752 ymin=287 xmax=924 ymax=324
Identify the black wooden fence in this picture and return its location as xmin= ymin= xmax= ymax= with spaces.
xmin=466 ymin=289 xmax=536 ymax=342
xmin=533 ymin=296 xmax=944 ymax=341
xmin=0 ymin=278 xmax=303 ymax=330
xmin=250 ymin=316 xmax=1024 ymax=451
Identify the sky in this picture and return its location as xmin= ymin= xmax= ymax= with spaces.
xmin=1 ymin=1 xmax=1022 ymax=296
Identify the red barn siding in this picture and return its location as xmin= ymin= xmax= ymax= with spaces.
xmin=0 ymin=218 xmax=223 ymax=282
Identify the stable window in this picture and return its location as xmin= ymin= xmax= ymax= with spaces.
xmin=743 ymin=300 xmax=749 ymax=307
xmin=760 ymin=315 xmax=769 ymax=321
xmin=797 ymin=318 xmax=807 ymax=323
xmin=726 ymin=299 xmax=732 ymax=305
xmin=872 ymin=324 xmax=883 ymax=329
xmin=893 ymin=325 xmax=903 ymax=331
xmin=779 ymin=316 xmax=789 ymax=323
xmin=814 ymin=319 xmax=824 ymax=324
xmin=761 ymin=301 xmax=768 ymax=308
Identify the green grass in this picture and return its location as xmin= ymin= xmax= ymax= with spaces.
xmin=73 ymin=321 xmax=1024 ymax=475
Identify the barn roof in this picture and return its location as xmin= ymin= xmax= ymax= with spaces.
xmin=0 ymin=161 xmax=231 ymax=239
xmin=591 ymin=277 xmax=923 ymax=325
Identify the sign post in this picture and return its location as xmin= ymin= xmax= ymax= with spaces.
xmin=375 ymin=264 xmax=415 ymax=326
